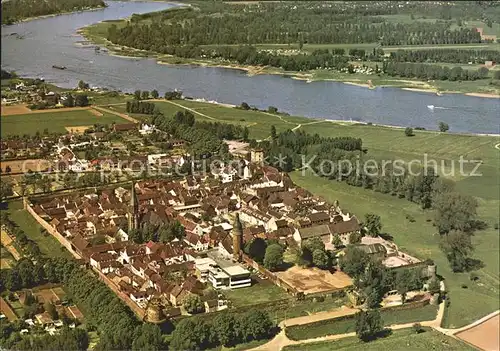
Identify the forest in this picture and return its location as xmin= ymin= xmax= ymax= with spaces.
xmin=1 ymin=0 xmax=106 ymax=24
xmin=107 ymin=1 xmax=500 ymax=48
xmin=104 ymin=1 xmax=500 ymax=80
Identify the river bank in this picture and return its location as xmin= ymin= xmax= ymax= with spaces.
xmin=4 ymin=5 xmax=107 ymax=25
xmin=80 ymin=21 xmax=500 ymax=97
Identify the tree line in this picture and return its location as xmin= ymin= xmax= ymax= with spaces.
xmin=169 ymin=310 xmax=275 ymax=350
xmin=1 ymin=0 xmax=106 ymax=24
xmin=389 ymin=49 xmax=500 ymax=65
xmin=383 ymin=61 xmax=490 ymax=81
xmin=152 ymin=109 xmax=245 ymax=157
xmin=126 ymin=101 xmax=158 ymax=115
xmin=107 ymin=2 xmax=483 ymax=48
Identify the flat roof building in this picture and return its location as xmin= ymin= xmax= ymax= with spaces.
xmin=207 ymin=265 xmax=251 ymax=290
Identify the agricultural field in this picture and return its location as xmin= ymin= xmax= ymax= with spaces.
xmin=1 ymin=108 xmax=125 ymax=137
xmin=283 ymin=328 xmax=475 ymax=351
xmin=285 ymin=304 xmax=438 ymax=341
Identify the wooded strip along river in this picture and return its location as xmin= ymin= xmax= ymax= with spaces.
xmin=2 ymin=1 xmax=499 ymax=134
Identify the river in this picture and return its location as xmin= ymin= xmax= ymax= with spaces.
xmin=2 ymin=1 xmax=499 ymax=134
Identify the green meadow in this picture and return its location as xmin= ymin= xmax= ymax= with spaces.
xmin=1 ymin=109 xmax=124 ymax=137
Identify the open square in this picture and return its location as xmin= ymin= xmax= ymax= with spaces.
xmin=276 ymin=266 xmax=353 ymax=295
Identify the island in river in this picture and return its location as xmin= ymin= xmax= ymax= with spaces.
xmin=1 ymin=0 xmax=107 ymax=25
xmin=80 ymin=1 xmax=500 ymax=97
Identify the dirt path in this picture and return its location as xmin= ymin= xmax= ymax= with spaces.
xmin=163 ymin=100 xmax=218 ymax=121
xmin=92 ymin=106 xmax=139 ymax=123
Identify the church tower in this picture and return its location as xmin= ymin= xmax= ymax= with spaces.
xmin=128 ymin=182 xmax=139 ymax=233
xmin=232 ymin=213 xmax=243 ymax=262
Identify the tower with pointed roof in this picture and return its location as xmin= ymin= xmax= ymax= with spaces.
xmin=128 ymin=182 xmax=139 ymax=233
xmin=232 ymin=213 xmax=243 ymax=262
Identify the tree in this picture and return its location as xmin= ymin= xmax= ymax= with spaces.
xmin=355 ymin=310 xmax=383 ymax=342
xmin=151 ymin=89 xmax=159 ymax=99
xmin=62 ymin=94 xmax=74 ymax=107
xmin=244 ymin=238 xmax=267 ymax=263
xmin=242 ymin=126 xmax=249 ymax=141
xmin=494 ymin=70 xmax=500 ymax=80
xmin=339 ymin=247 xmax=370 ymax=279
xmin=440 ymin=230 xmax=474 ymax=272
xmin=438 ymin=121 xmax=449 ymax=132
xmin=72 ymin=328 xmax=90 ymax=351
xmin=433 ymin=192 xmax=477 ymax=234
xmin=134 ymin=90 xmax=142 ymax=100
xmin=364 ymin=213 xmax=382 ymax=237
xmin=395 ymin=269 xmax=412 ymax=303
xmin=349 ymin=231 xmax=362 ymax=244
xmin=263 ymin=243 xmax=283 ymax=271
xmin=270 ymin=125 xmax=277 ymax=141
xmin=44 ymin=302 xmax=58 ymax=320
xmin=302 ymin=237 xmax=326 ymax=267
xmin=74 ymin=94 xmax=89 ymax=107
xmin=77 ymin=80 xmax=89 ymax=90
xmin=183 ymin=294 xmax=204 ymax=314
xmin=312 ymin=249 xmax=329 ymax=269
xmin=212 ymin=313 xmax=238 ymax=347
xmin=141 ymin=90 xmax=150 ymax=100
xmin=268 ymin=106 xmax=278 ymax=114
xmin=404 ymin=127 xmax=414 ymax=137
xmin=132 ymin=324 xmax=164 ymax=351
xmin=170 ymin=318 xmax=211 ymax=351
xmin=332 ymin=234 xmax=343 ymax=248
xmin=240 ymin=102 xmax=250 ymax=110
xmin=239 ymin=310 xmax=274 ymax=342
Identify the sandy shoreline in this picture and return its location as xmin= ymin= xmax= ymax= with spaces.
xmin=465 ymin=92 xmax=500 ymax=99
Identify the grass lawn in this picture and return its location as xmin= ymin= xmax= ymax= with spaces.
xmin=283 ymin=328 xmax=475 ymax=351
xmin=1 ymin=109 xmax=124 ymax=137
xmin=5 ymin=200 xmax=73 ymax=259
xmin=224 ymin=279 xmax=290 ymax=307
xmin=112 ymin=99 xmax=311 ymax=140
xmin=286 ymin=304 xmax=438 ymax=341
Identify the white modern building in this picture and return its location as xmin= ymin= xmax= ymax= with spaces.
xmin=207 ymin=265 xmax=251 ymax=290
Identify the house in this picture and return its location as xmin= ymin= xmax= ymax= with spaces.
xmin=203 ymin=299 xmax=218 ymax=313
xmin=113 ymin=123 xmax=138 ymax=132
xmin=184 ymin=232 xmax=209 ymax=251
xmin=169 ymin=286 xmax=190 ymax=306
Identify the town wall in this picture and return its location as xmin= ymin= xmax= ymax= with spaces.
xmin=24 ymin=199 xmax=81 ymax=259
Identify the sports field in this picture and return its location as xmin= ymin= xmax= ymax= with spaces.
xmin=1 ymin=109 xmax=124 ymax=136
xmin=456 ymin=314 xmax=500 ymax=351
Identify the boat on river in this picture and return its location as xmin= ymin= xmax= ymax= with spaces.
xmin=52 ymin=65 xmax=67 ymax=70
